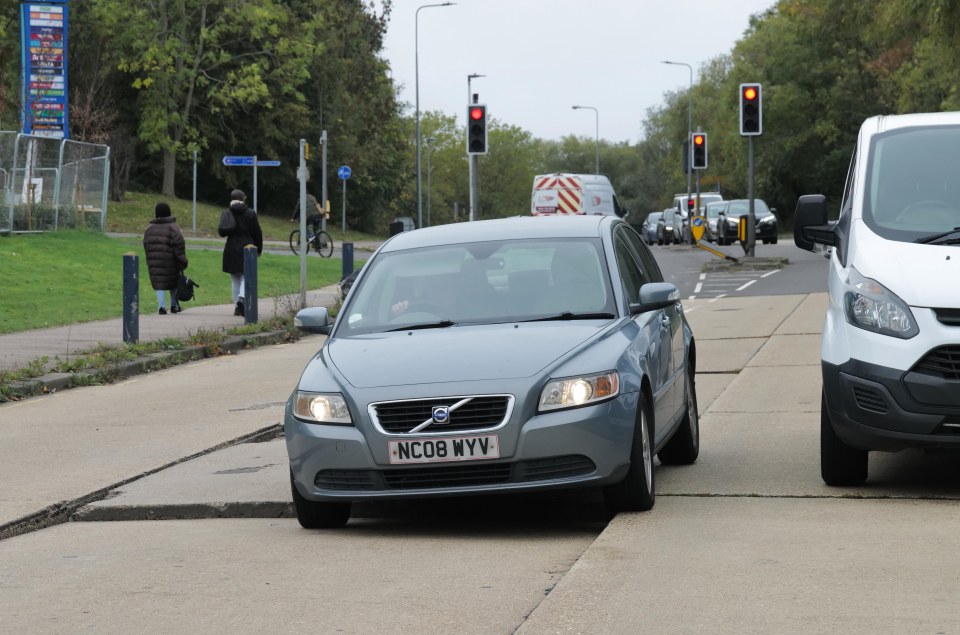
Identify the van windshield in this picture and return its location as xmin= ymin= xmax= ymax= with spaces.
xmin=864 ymin=125 xmax=960 ymax=242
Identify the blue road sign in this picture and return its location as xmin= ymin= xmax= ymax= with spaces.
xmin=256 ymin=160 xmax=281 ymax=167
xmin=338 ymin=165 xmax=351 ymax=180
xmin=223 ymin=156 xmax=255 ymax=166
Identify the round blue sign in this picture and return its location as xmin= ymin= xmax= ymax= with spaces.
xmin=692 ymin=216 xmax=704 ymax=227
xmin=338 ymin=165 xmax=351 ymax=180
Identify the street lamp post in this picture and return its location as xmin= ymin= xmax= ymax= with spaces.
xmin=661 ymin=60 xmax=693 ymax=219
xmin=415 ymin=2 xmax=455 ymax=231
xmin=425 ymin=137 xmax=435 ymax=227
xmin=571 ymin=105 xmax=599 ymax=174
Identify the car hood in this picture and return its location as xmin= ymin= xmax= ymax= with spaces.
xmin=321 ymin=322 xmax=607 ymax=388
xmin=853 ymin=225 xmax=960 ymax=307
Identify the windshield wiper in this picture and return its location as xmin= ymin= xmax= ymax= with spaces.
xmin=915 ymin=227 xmax=960 ymax=244
xmin=387 ymin=320 xmax=456 ymax=332
xmin=520 ymin=312 xmax=616 ymax=323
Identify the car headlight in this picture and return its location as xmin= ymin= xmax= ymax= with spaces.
xmin=759 ymin=216 xmax=775 ymax=225
xmin=843 ymin=267 xmax=918 ymax=339
xmin=538 ymin=371 xmax=620 ymax=412
xmin=293 ymin=391 xmax=353 ymax=425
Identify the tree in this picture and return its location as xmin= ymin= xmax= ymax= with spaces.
xmin=95 ymin=0 xmax=319 ymax=198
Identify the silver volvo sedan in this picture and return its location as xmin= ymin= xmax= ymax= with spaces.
xmin=285 ymin=215 xmax=699 ymax=528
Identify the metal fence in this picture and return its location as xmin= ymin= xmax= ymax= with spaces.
xmin=0 ymin=132 xmax=110 ymax=233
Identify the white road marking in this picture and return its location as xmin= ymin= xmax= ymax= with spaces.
xmin=736 ymin=279 xmax=757 ymax=291
xmin=761 ymin=269 xmax=780 ymax=278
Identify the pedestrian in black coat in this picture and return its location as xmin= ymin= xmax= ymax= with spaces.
xmin=219 ymin=189 xmax=263 ymax=316
xmin=143 ymin=202 xmax=188 ymax=315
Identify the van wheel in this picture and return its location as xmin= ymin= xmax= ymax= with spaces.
xmin=658 ymin=366 xmax=699 ymax=465
xmin=291 ymin=472 xmax=351 ymax=528
xmin=604 ymin=392 xmax=655 ymax=512
xmin=820 ymin=391 xmax=868 ymax=486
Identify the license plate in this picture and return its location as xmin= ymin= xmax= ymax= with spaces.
xmin=388 ymin=434 xmax=499 ymax=465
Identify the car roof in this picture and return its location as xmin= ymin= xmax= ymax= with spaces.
xmin=379 ymin=215 xmax=611 ymax=253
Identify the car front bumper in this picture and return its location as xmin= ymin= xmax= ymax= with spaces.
xmin=286 ymin=392 xmax=638 ymax=501
xmin=823 ymin=359 xmax=960 ymax=452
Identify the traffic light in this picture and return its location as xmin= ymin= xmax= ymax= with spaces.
xmin=467 ymin=104 xmax=488 ymax=155
xmin=691 ymin=132 xmax=707 ymax=169
xmin=739 ymin=83 xmax=762 ymax=136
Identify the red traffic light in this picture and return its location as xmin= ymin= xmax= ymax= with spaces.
xmin=470 ymin=107 xmax=484 ymax=120
xmin=743 ymin=86 xmax=757 ymax=101
xmin=693 ymin=134 xmax=705 ymax=146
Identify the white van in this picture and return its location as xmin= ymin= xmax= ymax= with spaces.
xmin=794 ymin=112 xmax=960 ymax=486
xmin=531 ymin=173 xmax=625 ymax=217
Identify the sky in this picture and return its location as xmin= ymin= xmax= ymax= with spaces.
xmin=377 ymin=0 xmax=776 ymax=144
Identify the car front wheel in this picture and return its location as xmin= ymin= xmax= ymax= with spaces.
xmin=820 ymin=391 xmax=868 ymax=486
xmin=658 ymin=365 xmax=700 ymax=465
xmin=291 ymin=473 xmax=351 ymax=528
xmin=604 ymin=392 xmax=655 ymax=512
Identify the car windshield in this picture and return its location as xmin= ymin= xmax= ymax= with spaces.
xmin=864 ymin=125 xmax=960 ymax=242
xmin=338 ymin=238 xmax=615 ymax=335
xmin=723 ymin=200 xmax=771 ymax=218
xmin=645 ymin=212 xmax=660 ymax=224
xmin=705 ymin=203 xmax=724 ymax=218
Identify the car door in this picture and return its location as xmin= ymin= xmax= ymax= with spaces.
xmin=613 ymin=228 xmax=673 ymax=429
xmin=620 ymin=226 xmax=685 ymax=428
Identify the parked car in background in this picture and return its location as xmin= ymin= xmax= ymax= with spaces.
xmin=703 ymin=201 xmax=726 ymax=243
xmin=640 ymin=211 xmax=661 ymax=245
xmin=657 ymin=208 xmax=682 ymax=245
xmin=717 ymin=199 xmax=779 ymax=245
xmin=286 ymin=215 xmax=700 ymax=527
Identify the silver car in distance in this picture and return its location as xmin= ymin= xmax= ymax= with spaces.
xmin=285 ymin=215 xmax=700 ymax=528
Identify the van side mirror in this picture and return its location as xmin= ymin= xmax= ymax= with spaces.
xmin=793 ymin=194 xmax=838 ymax=251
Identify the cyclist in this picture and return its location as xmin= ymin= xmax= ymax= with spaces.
xmin=290 ymin=191 xmax=323 ymax=238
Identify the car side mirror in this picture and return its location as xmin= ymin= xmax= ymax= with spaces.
xmin=295 ymin=306 xmax=332 ymax=335
xmin=793 ymin=194 xmax=838 ymax=252
xmin=629 ymin=283 xmax=680 ymax=315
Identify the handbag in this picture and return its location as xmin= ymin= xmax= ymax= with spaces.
xmin=177 ymin=273 xmax=199 ymax=302
xmin=218 ymin=208 xmax=237 ymax=234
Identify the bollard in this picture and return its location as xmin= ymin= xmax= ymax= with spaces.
xmin=243 ymin=244 xmax=258 ymax=324
xmin=122 ymin=252 xmax=139 ymax=343
xmin=342 ymin=241 xmax=354 ymax=279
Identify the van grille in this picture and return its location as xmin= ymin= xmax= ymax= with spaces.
xmin=913 ymin=346 xmax=960 ymax=380
xmin=934 ymin=309 xmax=960 ymax=326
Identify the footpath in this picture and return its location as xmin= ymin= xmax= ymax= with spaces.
xmin=0 ymin=283 xmax=343 ymax=397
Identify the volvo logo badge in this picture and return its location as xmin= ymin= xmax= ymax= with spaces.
xmin=432 ymin=406 xmax=450 ymax=424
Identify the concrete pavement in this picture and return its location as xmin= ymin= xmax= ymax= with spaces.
xmin=6 ymin=292 xmax=960 ymax=632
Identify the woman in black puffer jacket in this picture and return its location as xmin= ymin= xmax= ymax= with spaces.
xmin=143 ymin=202 xmax=188 ymax=314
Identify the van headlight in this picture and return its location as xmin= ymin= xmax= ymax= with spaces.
xmin=843 ymin=267 xmax=918 ymax=339
xmin=293 ymin=391 xmax=353 ymax=425
xmin=538 ymin=371 xmax=620 ymax=412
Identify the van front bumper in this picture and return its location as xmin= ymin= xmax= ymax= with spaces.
xmin=823 ymin=360 xmax=960 ymax=451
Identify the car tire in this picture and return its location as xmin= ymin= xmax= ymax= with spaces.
xmin=820 ymin=391 xmax=868 ymax=486
xmin=772 ymin=236 xmax=778 ymax=244
xmin=658 ymin=365 xmax=700 ymax=465
xmin=657 ymin=237 xmax=663 ymax=246
xmin=604 ymin=392 xmax=655 ymax=513
xmin=291 ymin=473 xmax=351 ymax=528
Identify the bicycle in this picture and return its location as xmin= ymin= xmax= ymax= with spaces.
xmin=289 ymin=225 xmax=333 ymax=258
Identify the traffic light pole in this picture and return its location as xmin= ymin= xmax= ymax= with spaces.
xmin=469 ymin=154 xmax=479 ymax=222
xmin=747 ymin=136 xmax=756 ymax=257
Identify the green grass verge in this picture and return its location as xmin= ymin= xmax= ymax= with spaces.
xmin=0 ymin=230 xmax=353 ymax=334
